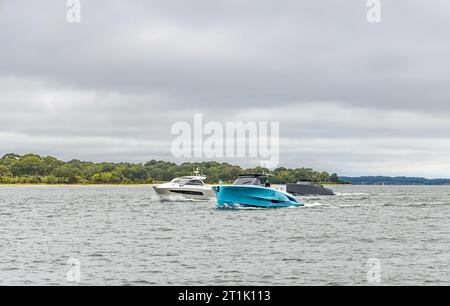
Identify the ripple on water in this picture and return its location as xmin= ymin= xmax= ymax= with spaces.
xmin=0 ymin=185 xmax=449 ymax=285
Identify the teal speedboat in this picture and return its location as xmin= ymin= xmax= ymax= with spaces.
xmin=212 ymin=174 xmax=303 ymax=208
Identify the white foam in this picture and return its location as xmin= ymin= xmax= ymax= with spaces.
xmin=334 ymin=192 xmax=369 ymax=196
xmin=304 ymin=202 xmax=325 ymax=208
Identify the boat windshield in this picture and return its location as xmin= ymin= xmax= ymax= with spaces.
xmin=233 ymin=177 xmax=262 ymax=186
xmin=185 ymin=180 xmax=204 ymax=186
xmin=170 ymin=178 xmax=204 ymax=186
xmin=170 ymin=178 xmax=190 ymax=185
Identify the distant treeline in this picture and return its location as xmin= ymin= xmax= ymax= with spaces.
xmin=0 ymin=153 xmax=341 ymax=185
xmin=339 ymin=176 xmax=450 ymax=185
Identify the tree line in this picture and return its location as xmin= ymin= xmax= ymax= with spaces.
xmin=339 ymin=176 xmax=450 ymax=185
xmin=0 ymin=153 xmax=340 ymax=184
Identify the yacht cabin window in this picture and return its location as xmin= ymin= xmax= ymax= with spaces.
xmin=185 ymin=180 xmax=204 ymax=186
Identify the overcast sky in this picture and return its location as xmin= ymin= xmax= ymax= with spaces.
xmin=1 ymin=0 xmax=450 ymax=177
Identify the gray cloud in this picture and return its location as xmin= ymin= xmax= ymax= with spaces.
xmin=1 ymin=0 xmax=450 ymax=177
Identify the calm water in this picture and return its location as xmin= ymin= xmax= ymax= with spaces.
xmin=0 ymin=185 xmax=449 ymax=286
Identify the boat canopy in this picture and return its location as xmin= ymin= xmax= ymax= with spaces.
xmin=233 ymin=174 xmax=270 ymax=186
xmin=233 ymin=177 xmax=262 ymax=186
xmin=170 ymin=177 xmax=205 ymax=186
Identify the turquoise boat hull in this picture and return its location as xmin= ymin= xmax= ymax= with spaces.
xmin=212 ymin=185 xmax=303 ymax=208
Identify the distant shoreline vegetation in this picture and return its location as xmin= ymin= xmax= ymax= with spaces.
xmin=340 ymin=176 xmax=450 ymax=186
xmin=0 ymin=153 xmax=341 ymax=185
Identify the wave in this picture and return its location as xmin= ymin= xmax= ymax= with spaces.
xmin=334 ymin=192 xmax=369 ymax=196
xmin=303 ymin=202 xmax=326 ymax=208
xmin=155 ymin=194 xmax=215 ymax=203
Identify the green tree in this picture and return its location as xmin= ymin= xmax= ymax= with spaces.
xmin=91 ymin=172 xmax=121 ymax=184
xmin=53 ymin=164 xmax=81 ymax=184
xmin=0 ymin=165 xmax=12 ymax=177
xmin=10 ymin=155 xmax=45 ymax=176
xmin=0 ymin=153 xmax=339 ymax=185
xmin=42 ymin=156 xmax=64 ymax=175
xmin=329 ymin=173 xmax=339 ymax=182
xmin=1 ymin=153 xmax=21 ymax=160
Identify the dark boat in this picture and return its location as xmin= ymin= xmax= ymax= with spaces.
xmin=286 ymin=181 xmax=335 ymax=196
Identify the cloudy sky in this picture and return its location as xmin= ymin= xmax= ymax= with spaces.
xmin=1 ymin=0 xmax=450 ymax=177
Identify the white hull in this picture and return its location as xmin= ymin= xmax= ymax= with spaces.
xmin=153 ymin=185 xmax=215 ymax=201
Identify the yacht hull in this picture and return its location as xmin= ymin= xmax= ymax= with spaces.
xmin=154 ymin=186 xmax=215 ymax=201
xmin=286 ymin=183 xmax=334 ymax=196
xmin=212 ymin=185 xmax=302 ymax=208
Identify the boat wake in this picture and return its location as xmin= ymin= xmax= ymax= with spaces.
xmin=156 ymin=194 xmax=215 ymax=203
xmin=334 ymin=192 xmax=369 ymax=196
xmin=303 ymin=202 xmax=326 ymax=208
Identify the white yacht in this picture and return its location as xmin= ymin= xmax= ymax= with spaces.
xmin=153 ymin=170 xmax=215 ymax=201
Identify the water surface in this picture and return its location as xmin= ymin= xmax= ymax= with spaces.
xmin=0 ymin=185 xmax=449 ymax=285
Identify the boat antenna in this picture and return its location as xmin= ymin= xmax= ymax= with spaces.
xmin=193 ymin=167 xmax=202 ymax=177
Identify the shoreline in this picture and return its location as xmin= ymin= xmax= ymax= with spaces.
xmin=0 ymin=184 xmax=157 ymax=187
